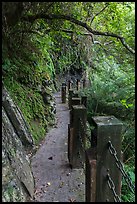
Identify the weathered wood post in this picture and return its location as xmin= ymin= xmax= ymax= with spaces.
xmin=69 ymin=97 xmax=81 ymax=135
xmin=81 ymin=96 xmax=87 ymax=108
xmin=68 ymin=123 xmax=70 ymax=161
xmin=68 ymin=89 xmax=73 ymax=109
xmin=68 ymin=105 xmax=87 ymax=168
xmin=68 ymin=80 xmax=72 ymax=91
xmin=85 ymin=147 xmax=97 ymax=202
xmin=61 ymin=82 xmax=66 ymax=103
xmin=76 ymin=79 xmax=80 ymax=91
xmin=92 ymin=116 xmax=123 ymax=202
xmin=83 ymin=79 xmax=86 ymax=88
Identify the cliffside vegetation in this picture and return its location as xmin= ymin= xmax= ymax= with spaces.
xmin=2 ymin=2 xmax=135 ymax=202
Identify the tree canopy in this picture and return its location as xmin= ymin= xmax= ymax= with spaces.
xmin=2 ymin=2 xmax=135 ymax=54
xmin=2 ymin=2 xmax=135 ymax=202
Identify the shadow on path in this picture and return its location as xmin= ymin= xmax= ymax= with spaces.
xmin=31 ymin=92 xmax=85 ymax=202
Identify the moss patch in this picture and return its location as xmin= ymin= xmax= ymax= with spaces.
xmin=3 ymin=77 xmax=53 ymax=145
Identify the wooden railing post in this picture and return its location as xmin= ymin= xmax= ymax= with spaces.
xmin=83 ymin=79 xmax=86 ymax=88
xmin=68 ymin=89 xmax=73 ymax=109
xmin=85 ymin=148 xmax=97 ymax=202
xmin=81 ymin=96 xmax=87 ymax=108
xmin=68 ymin=80 xmax=72 ymax=91
xmin=61 ymin=83 xmax=66 ymax=103
xmin=68 ymin=105 xmax=87 ymax=168
xmin=91 ymin=116 xmax=123 ymax=202
xmin=76 ymin=79 xmax=80 ymax=91
xmin=69 ymin=97 xmax=81 ymax=130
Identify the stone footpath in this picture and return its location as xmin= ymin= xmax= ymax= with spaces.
xmin=31 ymin=92 xmax=85 ymax=202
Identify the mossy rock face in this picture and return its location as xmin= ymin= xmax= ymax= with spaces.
xmin=2 ymin=149 xmax=27 ymax=202
xmin=2 ymin=86 xmax=34 ymax=147
xmin=30 ymin=119 xmax=47 ymax=144
xmin=2 ymin=107 xmax=34 ymax=202
xmin=44 ymin=86 xmax=53 ymax=95
xmin=40 ymin=86 xmax=53 ymax=105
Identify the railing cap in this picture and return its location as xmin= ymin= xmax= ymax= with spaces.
xmin=72 ymin=105 xmax=86 ymax=110
xmin=92 ymin=116 xmax=123 ymax=126
xmin=69 ymin=89 xmax=73 ymax=92
xmin=72 ymin=97 xmax=81 ymax=100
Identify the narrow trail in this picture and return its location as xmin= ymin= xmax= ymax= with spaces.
xmin=31 ymin=92 xmax=85 ymax=202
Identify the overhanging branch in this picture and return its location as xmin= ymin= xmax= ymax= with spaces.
xmin=22 ymin=14 xmax=135 ymax=54
xmin=14 ymin=28 xmax=94 ymax=41
xmin=90 ymin=3 xmax=109 ymax=23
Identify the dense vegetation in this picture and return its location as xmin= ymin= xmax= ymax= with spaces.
xmin=2 ymin=2 xmax=135 ymax=202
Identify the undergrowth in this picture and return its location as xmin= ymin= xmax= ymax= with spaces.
xmin=78 ymin=53 xmax=135 ymax=202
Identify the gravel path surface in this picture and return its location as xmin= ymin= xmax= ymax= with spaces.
xmin=31 ymin=92 xmax=85 ymax=202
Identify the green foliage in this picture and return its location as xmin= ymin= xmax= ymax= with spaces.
xmin=121 ymin=165 xmax=135 ymax=202
xmin=29 ymin=120 xmax=46 ymax=144
xmin=2 ymin=2 xmax=135 ymax=202
xmin=78 ymin=44 xmax=135 ymax=202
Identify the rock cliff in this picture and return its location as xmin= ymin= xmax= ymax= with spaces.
xmin=2 ymin=86 xmax=34 ymax=202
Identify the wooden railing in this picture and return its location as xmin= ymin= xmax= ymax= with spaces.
xmin=61 ymin=81 xmax=135 ymax=202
